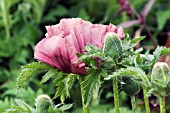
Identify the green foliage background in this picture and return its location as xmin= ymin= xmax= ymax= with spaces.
xmin=0 ymin=0 xmax=170 ymax=112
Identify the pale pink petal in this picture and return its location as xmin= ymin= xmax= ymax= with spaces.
xmin=65 ymin=34 xmax=87 ymax=74
xmin=34 ymin=36 xmax=71 ymax=72
xmin=90 ymin=24 xmax=107 ymax=49
xmin=60 ymin=18 xmax=83 ymax=37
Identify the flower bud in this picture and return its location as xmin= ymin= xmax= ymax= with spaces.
xmin=121 ymin=76 xmax=140 ymax=96
xmin=103 ymin=33 xmax=122 ymax=58
xmin=35 ymin=94 xmax=52 ymax=113
xmin=151 ymin=62 xmax=170 ymax=96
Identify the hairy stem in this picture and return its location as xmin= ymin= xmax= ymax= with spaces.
xmin=91 ymin=91 xmax=99 ymax=106
xmin=113 ymin=77 xmax=120 ymax=113
xmin=131 ymin=96 xmax=136 ymax=113
xmin=1 ymin=0 xmax=10 ymax=40
xmin=79 ymin=77 xmax=90 ymax=113
xmin=143 ymin=86 xmax=150 ymax=113
xmin=159 ymin=96 xmax=165 ymax=113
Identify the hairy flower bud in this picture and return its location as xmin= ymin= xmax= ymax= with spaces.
xmin=151 ymin=62 xmax=170 ymax=96
xmin=103 ymin=33 xmax=122 ymax=58
xmin=35 ymin=94 xmax=52 ymax=113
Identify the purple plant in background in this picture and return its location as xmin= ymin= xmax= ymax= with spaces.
xmin=117 ymin=0 xmax=157 ymax=48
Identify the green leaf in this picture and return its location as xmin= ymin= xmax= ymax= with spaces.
xmin=22 ymin=62 xmax=51 ymax=70
xmin=77 ymin=44 xmax=104 ymax=68
xmin=43 ymin=5 xmax=68 ymax=22
xmin=152 ymin=47 xmax=170 ymax=67
xmin=40 ymin=69 xmax=56 ymax=84
xmin=156 ymin=9 xmax=170 ymax=30
xmin=103 ymin=33 xmax=122 ymax=58
xmin=122 ymin=35 xmax=145 ymax=51
xmin=54 ymin=74 xmax=76 ymax=103
xmin=7 ymin=99 xmax=34 ymax=113
xmin=59 ymin=104 xmax=73 ymax=111
xmin=17 ymin=62 xmax=53 ymax=90
xmin=105 ymin=67 xmax=151 ymax=87
xmin=130 ymin=36 xmax=145 ymax=43
xmin=17 ymin=68 xmax=44 ymax=90
xmin=161 ymin=48 xmax=170 ymax=55
xmin=78 ymin=8 xmax=89 ymax=20
xmin=79 ymin=69 xmax=102 ymax=107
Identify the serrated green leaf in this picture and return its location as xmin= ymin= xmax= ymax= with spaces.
xmin=54 ymin=74 xmax=76 ymax=103
xmin=17 ymin=62 xmax=54 ymax=90
xmin=22 ymin=62 xmax=51 ymax=70
xmin=105 ymin=67 xmax=150 ymax=87
xmin=79 ymin=70 xmax=102 ymax=107
xmin=40 ymin=69 xmax=56 ymax=84
xmin=77 ymin=44 xmax=104 ymax=69
xmin=122 ymin=35 xmax=131 ymax=51
xmin=122 ymin=35 xmax=145 ymax=51
xmin=103 ymin=33 xmax=122 ymax=58
xmin=17 ymin=68 xmax=44 ymax=90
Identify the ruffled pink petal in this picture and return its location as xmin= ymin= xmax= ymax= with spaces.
xmin=45 ymin=25 xmax=64 ymax=38
xmin=34 ymin=36 xmax=71 ymax=73
xmin=117 ymin=27 xmax=125 ymax=40
xmin=60 ymin=18 xmax=83 ymax=37
xmin=65 ymin=34 xmax=87 ymax=74
xmin=90 ymin=24 xmax=107 ymax=49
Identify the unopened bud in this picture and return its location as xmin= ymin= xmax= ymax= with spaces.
xmin=151 ymin=62 xmax=170 ymax=96
xmin=103 ymin=33 xmax=122 ymax=58
xmin=121 ymin=76 xmax=140 ymax=96
xmin=35 ymin=94 xmax=52 ymax=113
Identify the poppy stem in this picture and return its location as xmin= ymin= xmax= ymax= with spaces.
xmin=131 ymin=95 xmax=136 ymax=113
xmin=159 ymin=96 xmax=165 ymax=113
xmin=113 ymin=77 xmax=120 ymax=113
xmin=79 ymin=76 xmax=90 ymax=113
xmin=143 ymin=86 xmax=150 ymax=113
xmin=1 ymin=0 xmax=10 ymax=41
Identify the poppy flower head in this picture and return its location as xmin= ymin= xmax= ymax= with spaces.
xmin=34 ymin=18 xmax=125 ymax=74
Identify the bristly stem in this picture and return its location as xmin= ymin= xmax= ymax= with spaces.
xmin=79 ymin=76 xmax=90 ymax=113
xmin=113 ymin=77 xmax=120 ymax=113
xmin=143 ymin=86 xmax=150 ymax=113
xmin=1 ymin=0 xmax=10 ymax=41
xmin=159 ymin=96 xmax=165 ymax=113
xmin=131 ymin=96 xmax=136 ymax=113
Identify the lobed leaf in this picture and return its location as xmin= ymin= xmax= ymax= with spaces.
xmin=105 ymin=67 xmax=151 ymax=87
xmin=22 ymin=62 xmax=52 ymax=70
xmin=17 ymin=68 xmax=44 ymax=90
xmin=17 ymin=62 xmax=56 ymax=90
xmin=79 ymin=69 xmax=102 ymax=107
xmin=40 ymin=69 xmax=57 ymax=84
xmin=54 ymin=74 xmax=76 ymax=103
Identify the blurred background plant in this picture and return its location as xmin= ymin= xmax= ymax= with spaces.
xmin=0 ymin=0 xmax=170 ymax=112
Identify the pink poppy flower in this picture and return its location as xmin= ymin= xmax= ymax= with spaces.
xmin=34 ymin=18 xmax=125 ymax=74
